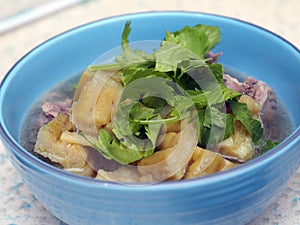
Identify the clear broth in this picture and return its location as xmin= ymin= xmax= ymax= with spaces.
xmin=19 ymin=69 xmax=295 ymax=164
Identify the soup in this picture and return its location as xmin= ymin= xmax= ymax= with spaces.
xmin=19 ymin=22 xmax=294 ymax=183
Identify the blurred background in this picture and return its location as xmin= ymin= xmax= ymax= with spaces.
xmin=0 ymin=0 xmax=299 ymax=224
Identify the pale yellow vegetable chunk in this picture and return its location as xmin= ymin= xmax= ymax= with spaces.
xmin=71 ymin=70 xmax=123 ymax=137
xmin=239 ymin=94 xmax=262 ymax=115
xmin=137 ymin=118 xmax=198 ymax=182
xmin=217 ymin=121 xmax=255 ymax=162
xmin=168 ymin=163 xmax=189 ymax=181
xmin=96 ymin=166 xmax=140 ymax=183
xmin=60 ymin=130 xmax=92 ymax=147
xmin=138 ymin=147 xmax=175 ymax=182
xmin=184 ymin=147 xmax=237 ymax=179
xmin=212 ymin=95 xmax=260 ymax=163
xmin=157 ymin=132 xmax=180 ymax=150
xmin=34 ymin=113 xmax=94 ymax=177
xmin=165 ymin=121 xmax=182 ymax=133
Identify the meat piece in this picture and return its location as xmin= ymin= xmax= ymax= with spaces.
xmin=242 ymin=77 xmax=272 ymax=106
xmin=205 ymin=51 xmax=223 ymax=63
xmin=223 ymin=73 xmax=279 ymax=136
xmin=42 ymin=98 xmax=72 ymax=118
xmin=223 ymin=74 xmax=276 ymax=107
xmin=223 ymin=74 xmax=243 ymax=93
xmin=20 ymin=99 xmax=72 ymax=152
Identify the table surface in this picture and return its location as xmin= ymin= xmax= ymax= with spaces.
xmin=0 ymin=0 xmax=299 ymax=224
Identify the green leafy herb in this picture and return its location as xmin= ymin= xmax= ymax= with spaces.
xmin=164 ymin=24 xmax=221 ymax=58
xmin=117 ymin=21 xmax=154 ymax=68
xmin=154 ymin=41 xmax=201 ymax=73
xmin=198 ymin=107 xmax=234 ymax=148
xmin=97 ymin=129 xmax=145 ymax=164
xmin=229 ymin=101 xmax=263 ymax=144
xmin=188 ymin=85 xmax=241 ymax=109
xmin=260 ymin=139 xmax=279 ymax=153
xmin=84 ymin=21 xmax=277 ymax=165
xmin=112 ymin=76 xmax=194 ymax=156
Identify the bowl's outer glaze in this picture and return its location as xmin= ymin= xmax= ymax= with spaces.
xmin=0 ymin=12 xmax=300 ymax=225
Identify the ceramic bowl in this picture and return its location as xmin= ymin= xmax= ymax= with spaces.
xmin=0 ymin=12 xmax=300 ymax=225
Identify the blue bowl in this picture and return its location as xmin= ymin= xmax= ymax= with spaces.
xmin=0 ymin=12 xmax=300 ymax=225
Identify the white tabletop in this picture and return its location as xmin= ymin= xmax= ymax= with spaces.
xmin=0 ymin=0 xmax=299 ymax=224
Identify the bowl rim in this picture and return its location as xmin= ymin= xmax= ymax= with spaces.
xmin=0 ymin=10 xmax=300 ymax=191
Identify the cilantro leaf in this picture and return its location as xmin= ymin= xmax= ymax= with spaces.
xmin=120 ymin=64 xmax=167 ymax=86
xmin=79 ymin=129 xmax=143 ymax=164
xmin=154 ymin=41 xmax=201 ymax=73
xmin=111 ymin=76 xmax=194 ymax=163
xmin=121 ymin=21 xmax=131 ymax=46
xmin=188 ymin=85 xmax=241 ymax=109
xmin=229 ymin=101 xmax=263 ymax=144
xmin=164 ymin=24 xmax=221 ymax=57
xmin=260 ymin=139 xmax=279 ymax=153
xmin=97 ymin=129 xmax=145 ymax=164
xmin=198 ymin=107 xmax=234 ymax=148
xmin=208 ymin=62 xmax=224 ymax=83
xmin=116 ymin=21 xmax=154 ymax=68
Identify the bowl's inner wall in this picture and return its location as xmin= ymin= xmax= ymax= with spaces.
xmin=1 ymin=13 xmax=300 ymax=144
